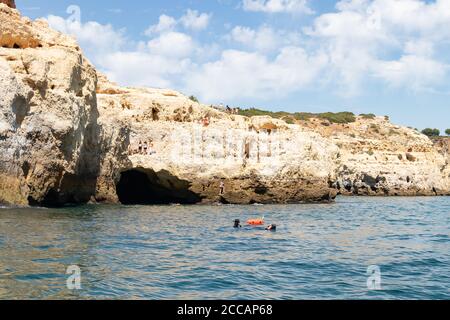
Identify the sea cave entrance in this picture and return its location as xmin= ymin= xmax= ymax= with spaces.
xmin=116 ymin=168 xmax=202 ymax=205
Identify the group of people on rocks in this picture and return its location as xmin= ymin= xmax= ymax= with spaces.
xmin=225 ymin=105 xmax=239 ymax=115
xmin=213 ymin=104 xmax=239 ymax=115
xmin=129 ymin=140 xmax=156 ymax=156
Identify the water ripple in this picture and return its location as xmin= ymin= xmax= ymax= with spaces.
xmin=0 ymin=197 xmax=449 ymax=299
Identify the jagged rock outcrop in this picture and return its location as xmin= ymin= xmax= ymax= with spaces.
xmin=0 ymin=0 xmax=15 ymax=9
xmin=0 ymin=5 xmax=449 ymax=206
xmin=327 ymin=119 xmax=450 ymax=196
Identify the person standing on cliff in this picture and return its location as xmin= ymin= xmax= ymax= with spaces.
xmin=219 ymin=180 xmax=225 ymax=195
xmin=148 ymin=141 xmax=156 ymax=155
xmin=138 ymin=141 xmax=143 ymax=154
xmin=143 ymin=141 xmax=148 ymax=155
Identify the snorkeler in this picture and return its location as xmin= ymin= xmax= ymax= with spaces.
xmin=265 ymin=224 xmax=276 ymax=231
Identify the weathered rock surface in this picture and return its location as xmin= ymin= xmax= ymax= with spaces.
xmin=0 ymin=0 xmax=15 ymax=9
xmin=96 ymin=76 xmax=338 ymax=204
xmin=0 ymin=4 xmax=125 ymax=206
xmin=0 ymin=5 xmax=449 ymax=206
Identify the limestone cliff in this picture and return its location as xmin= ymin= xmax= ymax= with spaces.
xmin=96 ymin=75 xmax=338 ymax=204
xmin=0 ymin=5 xmax=449 ymax=206
xmin=302 ymin=118 xmax=450 ymax=196
xmin=0 ymin=4 xmax=127 ymax=205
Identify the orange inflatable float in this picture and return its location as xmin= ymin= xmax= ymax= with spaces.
xmin=247 ymin=218 xmax=265 ymax=225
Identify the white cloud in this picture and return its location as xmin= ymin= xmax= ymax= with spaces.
xmin=101 ymin=51 xmax=192 ymax=88
xmin=147 ymin=32 xmax=194 ymax=58
xmin=186 ymin=47 xmax=327 ymax=101
xmin=145 ymin=9 xmax=211 ymax=36
xmin=47 ymin=14 xmax=197 ymax=89
xmin=229 ymin=25 xmax=301 ymax=52
xmin=374 ymin=55 xmax=447 ymax=91
xmin=242 ymin=0 xmax=314 ymax=14
xmin=144 ymin=15 xmax=177 ymax=35
xmin=230 ymin=25 xmax=278 ymax=52
xmin=180 ymin=9 xmax=211 ymax=31
xmin=404 ymin=40 xmax=434 ymax=57
xmin=304 ymin=0 xmax=450 ymax=95
xmin=46 ymin=15 xmax=126 ymax=57
xmin=45 ymin=0 xmax=450 ymax=102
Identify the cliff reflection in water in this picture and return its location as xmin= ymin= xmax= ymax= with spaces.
xmin=0 ymin=197 xmax=449 ymax=299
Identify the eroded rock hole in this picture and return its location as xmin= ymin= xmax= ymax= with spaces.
xmin=116 ymin=169 xmax=202 ymax=205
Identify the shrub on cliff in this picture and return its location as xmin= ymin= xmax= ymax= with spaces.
xmin=445 ymin=129 xmax=450 ymax=136
xmin=237 ymin=108 xmax=356 ymax=124
xmin=318 ymin=112 xmax=356 ymax=124
xmin=284 ymin=117 xmax=295 ymax=124
xmin=189 ymin=95 xmax=199 ymax=103
xmin=421 ymin=128 xmax=440 ymax=137
xmin=360 ymin=113 xmax=376 ymax=119
xmin=293 ymin=112 xmax=356 ymax=123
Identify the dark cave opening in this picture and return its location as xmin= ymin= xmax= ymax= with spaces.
xmin=116 ymin=169 xmax=202 ymax=205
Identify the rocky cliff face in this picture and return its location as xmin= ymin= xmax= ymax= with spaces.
xmin=0 ymin=5 xmax=449 ymax=206
xmin=96 ymin=76 xmax=338 ymax=204
xmin=0 ymin=4 xmax=126 ymax=206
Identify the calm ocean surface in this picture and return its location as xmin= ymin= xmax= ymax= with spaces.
xmin=0 ymin=197 xmax=449 ymax=300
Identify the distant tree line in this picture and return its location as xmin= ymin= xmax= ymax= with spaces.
xmin=421 ymin=128 xmax=450 ymax=137
xmin=421 ymin=128 xmax=441 ymax=137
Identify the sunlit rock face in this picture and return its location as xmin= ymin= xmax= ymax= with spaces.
xmin=96 ymin=76 xmax=339 ymax=204
xmin=0 ymin=4 xmax=127 ymax=206
xmin=96 ymin=74 xmax=450 ymax=204
xmin=0 ymin=5 xmax=448 ymax=206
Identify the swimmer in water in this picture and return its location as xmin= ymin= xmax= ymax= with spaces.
xmin=233 ymin=219 xmax=242 ymax=228
xmin=265 ymin=224 xmax=276 ymax=231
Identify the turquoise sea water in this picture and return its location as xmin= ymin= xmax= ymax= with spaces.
xmin=0 ymin=197 xmax=449 ymax=300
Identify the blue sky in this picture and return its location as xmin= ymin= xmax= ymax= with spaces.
xmin=19 ymin=0 xmax=450 ymax=132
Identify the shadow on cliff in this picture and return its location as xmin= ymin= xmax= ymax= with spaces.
xmin=116 ymin=168 xmax=203 ymax=205
xmin=27 ymin=96 xmax=124 ymax=207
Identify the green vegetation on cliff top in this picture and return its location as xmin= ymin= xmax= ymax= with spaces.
xmin=237 ymin=108 xmax=358 ymax=124
xmin=421 ymin=128 xmax=441 ymax=137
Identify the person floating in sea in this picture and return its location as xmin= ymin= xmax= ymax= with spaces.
xmin=233 ymin=219 xmax=242 ymax=228
xmin=265 ymin=224 xmax=276 ymax=231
